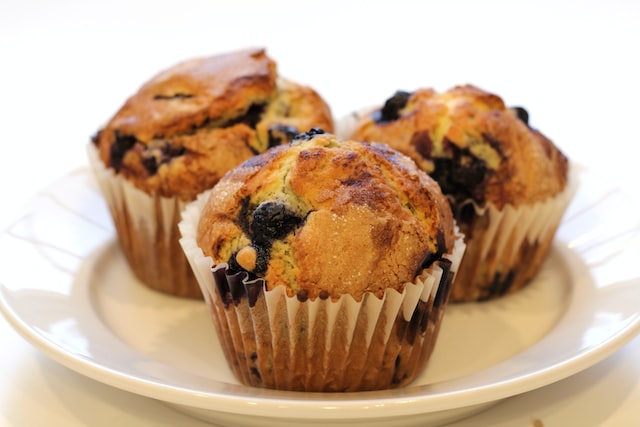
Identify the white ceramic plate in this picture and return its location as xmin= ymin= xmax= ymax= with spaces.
xmin=1 ymin=167 xmax=640 ymax=427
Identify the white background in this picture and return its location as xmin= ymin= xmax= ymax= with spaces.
xmin=1 ymin=1 xmax=639 ymax=426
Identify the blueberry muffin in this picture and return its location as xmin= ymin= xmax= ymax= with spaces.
xmin=347 ymin=85 xmax=575 ymax=302
xmin=179 ymin=130 xmax=466 ymax=391
xmin=88 ymin=48 xmax=334 ymax=298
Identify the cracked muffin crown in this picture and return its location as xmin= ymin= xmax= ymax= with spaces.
xmin=349 ymin=84 xmax=569 ymax=210
xmin=92 ymin=48 xmax=334 ymax=200
xmin=195 ymin=130 xmax=457 ymax=301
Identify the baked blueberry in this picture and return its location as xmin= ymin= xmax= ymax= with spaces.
xmin=375 ymin=90 xmax=411 ymax=123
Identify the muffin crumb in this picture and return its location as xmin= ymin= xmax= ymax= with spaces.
xmin=235 ymin=246 xmax=258 ymax=271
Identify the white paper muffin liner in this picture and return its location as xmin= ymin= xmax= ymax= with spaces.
xmin=178 ymin=191 xmax=466 ymax=391
xmin=450 ymin=164 xmax=579 ymax=302
xmin=87 ymin=143 xmax=202 ymax=298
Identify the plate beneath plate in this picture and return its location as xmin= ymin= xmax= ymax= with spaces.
xmin=1 ymin=167 xmax=640 ymax=427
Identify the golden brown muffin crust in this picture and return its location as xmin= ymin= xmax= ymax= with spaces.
xmin=93 ymin=48 xmax=334 ymax=200
xmin=196 ymin=131 xmax=456 ymax=301
xmin=349 ymin=84 xmax=569 ymax=209
xmin=104 ymin=49 xmax=277 ymax=141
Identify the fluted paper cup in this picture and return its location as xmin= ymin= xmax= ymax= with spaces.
xmin=87 ymin=143 xmax=202 ymax=298
xmin=450 ymin=165 xmax=578 ymax=302
xmin=179 ymin=191 xmax=466 ymax=391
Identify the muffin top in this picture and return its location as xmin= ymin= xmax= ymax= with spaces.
xmin=348 ymin=84 xmax=569 ymax=210
xmin=196 ymin=130 xmax=456 ymax=301
xmin=92 ymin=48 xmax=334 ymax=200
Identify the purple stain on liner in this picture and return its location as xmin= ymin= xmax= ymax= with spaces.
xmin=212 ymin=264 xmax=266 ymax=308
xmin=433 ymin=259 xmax=453 ymax=308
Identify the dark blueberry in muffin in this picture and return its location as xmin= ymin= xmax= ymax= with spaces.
xmin=230 ymin=200 xmax=305 ymax=277
xmin=375 ymin=90 xmax=412 ymax=123
xmin=141 ymin=154 xmax=159 ymax=174
xmin=431 ymin=148 xmax=491 ymax=207
xmin=110 ymin=131 xmax=137 ymax=172
xmin=268 ymin=124 xmax=300 ymax=147
xmin=221 ymin=103 xmax=266 ymax=129
xmin=293 ymin=127 xmax=326 ymax=141
xmin=512 ymin=106 xmax=529 ymax=126
xmin=251 ymin=201 xmax=304 ymax=243
xmin=141 ymin=140 xmax=187 ymax=174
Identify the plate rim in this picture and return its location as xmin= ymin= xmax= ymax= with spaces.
xmin=1 ymin=166 xmax=640 ymax=421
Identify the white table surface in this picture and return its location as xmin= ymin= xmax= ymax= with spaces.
xmin=1 ymin=1 xmax=639 ymax=426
